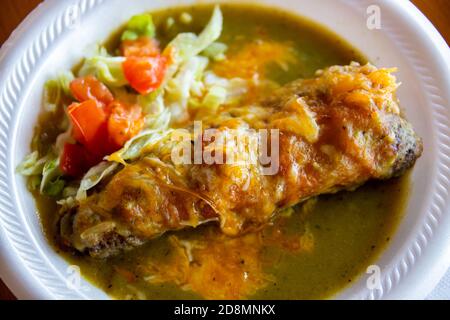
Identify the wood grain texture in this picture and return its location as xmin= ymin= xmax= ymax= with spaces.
xmin=0 ymin=0 xmax=43 ymax=45
xmin=0 ymin=0 xmax=448 ymax=300
xmin=412 ymin=0 xmax=450 ymax=45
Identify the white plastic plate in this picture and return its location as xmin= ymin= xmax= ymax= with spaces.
xmin=0 ymin=0 xmax=449 ymax=300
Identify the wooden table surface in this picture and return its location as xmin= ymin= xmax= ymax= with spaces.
xmin=0 ymin=0 xmax=449 ymax=300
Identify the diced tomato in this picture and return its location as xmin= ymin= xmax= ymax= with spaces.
xmin=60 ymin=143 xmax=97 ymax=177
xmin=107 ymin=101 xmax=144 ymax=147
xmin=70 ymin=76 xmax=114 ymax=105
xmin=67 ymin=100 xmax=107 ymax=147
xmin=121 ymin=37 xmax=161 ymax=58
xmin=87 ymin=121 xmax=120 ymax=157
xmin=62 ymin=61 xmax=153 ymax=176
xmin=122 ymin=55 xmax=167 ymax=95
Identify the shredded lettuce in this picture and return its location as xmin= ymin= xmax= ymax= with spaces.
xmin=43 ymin=81 xmax=61 ymax=112
xmin=203 ymin=71 xmax=249 ymax=104
xmin=166 ymin=56 xmax=209 ymax=123
xmin=202 ymin=42 xmax=227 ymax=61
xmin=189 ymin=6 xmax=223 ymax=55
xmin=58 ymin=71 xmax=75 ymax=96
xmin=40 ymin=158 xmax=64 ymax=195
xmin=57 ymin=196 xmax=77 ymax=210
xmin=123 ymin=6 xmax=224 ymax=125
xmin=147 ymin=107 xmax=172 ymax=130
xmin=108 ymin=128 xmax=174 ymax=164
xmin=44 ymin=178 xmax=65 ymax=197
xmin=121 ymin=14 xmax=156 ymax=41
xmin=163 ymin=6 xmax=222 ymax=83
xmin=137 ymin=93 xmax=172 ymax=130
xmin=200 ymin=85 xmax=227 ymax=112
xmin=17 ymin=152 xmax=65 ymax=196
xmin=78 ymin=46 xmax=127 ymax=87
xmin=43 ymin=71 xmax=74 ymax=112
xmin=167 ymin=56 xmax=209 ymax=102
xmin=16 ymin=151 xmax=47 ymax=176
xmin=55 ymin=123 xmax=74 ymax=155
xmin=76 ymin=162 xmax=119 ymax=200
xmin=188 ymin=71 xmax=249 ymax=112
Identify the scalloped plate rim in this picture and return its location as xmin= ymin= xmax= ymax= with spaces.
xmin=0 ymin=0 xmax=449 ymax=300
